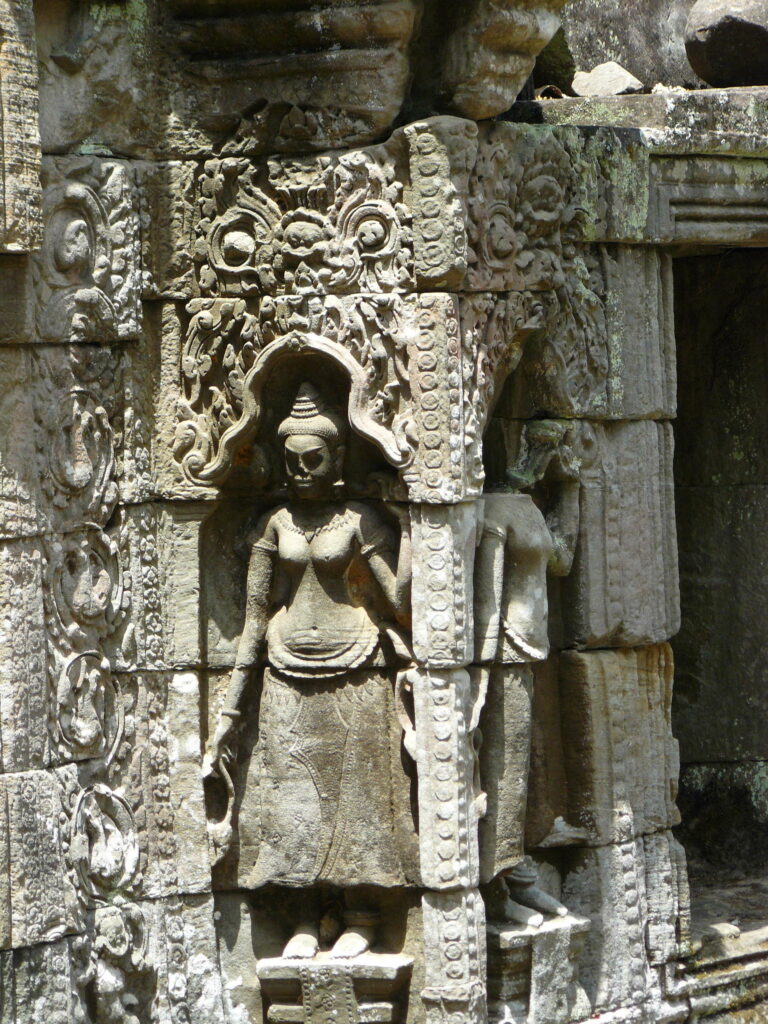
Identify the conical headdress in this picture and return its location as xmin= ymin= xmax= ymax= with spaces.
xmin=277 ymin=382 xmax=345 ymax=442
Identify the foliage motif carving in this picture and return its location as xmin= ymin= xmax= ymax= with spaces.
xmin=173 ymin=294 xmax=416 ymax=487
xmin=196 ymin=154 xmax=412 ymax=297
xmin=36 ymin=158 xmax=140 ymax=343
xmin=32 ymin=347 xmax=120 ymax=531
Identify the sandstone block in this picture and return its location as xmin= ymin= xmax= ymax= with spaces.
xmin=572 ymin=62 xmax=645 ymax=97
xmin=33 ymin=157 xmax=141 ymax=344
xmin=409 ymin=668 xmax=484 ymax=890
xmin=422 ymin=889 xmax=487 ymax=1023
xmin=0 ymin=895 xmax=223 ymax=1024
xmin=561 ymin=0 xmax=699 ymax=89
xmin=0 ymin=765 xmax=81 ymax=950
xmin=106 ymin=671 xmax=211 ymax=900
xmin=0 ymin=539 xmax=49 ymax=773
xmin=0 ymin=0 xmax=42 ymax=253
xmin=137 ymin=161 xmax=198 ymax=299
xmin=499 ymin=247 xmax=676 ymax=420
xmin=111 ymin=504 xmax=204 ymax=672
xmin=412 ymin=504 xmax=479 ymax=668
xmin=558 ymin=646 xmax=681 ymax=846
xmin=556 ymin=420 xmax=679 ymax=648
xmin=487 ymin=914 xmax=592 ymax=1024
xmin=0 ymin=937 xmax=81 ymax=1024
xmin=561 ymin=833 xmax=689 ymax=1013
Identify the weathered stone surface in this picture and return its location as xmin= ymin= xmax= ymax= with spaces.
xmin=433 ymin=0 xmax=568 ymax=119
xmin=685 ymin=0 xmax=768 ymax=86
xmin=106 ymin=671 xmax=211 ymax=899
xmin=5 ymin=3 xmax=762 ymax=1020
xmin=0 ymin=0 xmax=42 ymax=253
xmin=422 ymin=889 xmax=487 ymax=1024
xmin=0 ymin=540 xmax=48 ymax=773
xmin=36 ymin=1 xmax=569 ymax=159
xmin=649 ymin=156 xmax=768 ymax=246
xmin=511 ymin=87 xmax=768 ymax=160
xmin=487 ymin=915 xmax=592 ymax=1024
xmin=0 ymin=765 xmax=81 ymax=950
xmin=412 ymin=504 xmax=479 ymax=667
xmin=137 ymin=161 xmax=198 ymax=299
xmin=561 ymin=832 xmax=689 ymax=1013
xmin=561 ymin=0 xmax=699 ymax=89
xmin=496 ymin=246 xmax=676 ymax=420
xmin=557 ymin=645 xmax=681 ymax=845
xmin=34 ymin=158 xmax=141 ymax=344
xmin=572 ymin=61 xmax=644 ymax=96
xmin=555 ymin=420 xmax=679 ymax=649
xmin=111 ymin=504 xmax=204 ymax=672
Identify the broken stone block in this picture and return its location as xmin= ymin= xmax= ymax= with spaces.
xmin=487 ymin=914 xmax=592 ymax=1024
xmin=572 ymin=61 xmax=645 ymax=96
xmin=685 ymin=0 xmax=768 ymax=86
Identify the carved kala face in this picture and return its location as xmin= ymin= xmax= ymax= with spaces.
xmin=284 ymin=434 xmax=337 ymax=499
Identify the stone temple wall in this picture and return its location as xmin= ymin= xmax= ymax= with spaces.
xmin=0 ymin=2 xmax=766 ymax=1023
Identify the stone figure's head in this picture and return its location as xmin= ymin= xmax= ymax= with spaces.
xmin=278 ymin=383 xmax=346 ymax=500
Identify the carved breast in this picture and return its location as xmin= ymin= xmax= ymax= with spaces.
xmin=266 ymin=509 xmax=381 ymax=677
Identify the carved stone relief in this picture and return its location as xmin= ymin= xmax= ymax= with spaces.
xmin=0 ymin=4 xmax=712 ymax=1021
xmin=35 ymin=158 xmax=141 ymax=344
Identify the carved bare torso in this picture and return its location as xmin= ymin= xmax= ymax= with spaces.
xmin=259 ymin=503 xmax=389 ymax=676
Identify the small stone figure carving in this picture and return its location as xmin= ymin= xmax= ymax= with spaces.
xmin=75 ymin=905 xmax=153 ymax=1024
xmin=476 ymin=420 xmax=581 ymax=928
xmin=206 ymin=382 xmax=417 ymax=958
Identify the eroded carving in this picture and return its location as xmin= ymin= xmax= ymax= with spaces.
xmin=36 ymin=158 xmax=140 ymax=343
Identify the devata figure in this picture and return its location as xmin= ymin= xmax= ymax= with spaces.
xmin=206 ymin=382 xmax=417 ymax=958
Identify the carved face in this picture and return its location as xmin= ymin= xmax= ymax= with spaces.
xmin=284 ymin=434 xmax=339 ymax=500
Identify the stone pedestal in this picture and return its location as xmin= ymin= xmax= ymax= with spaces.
xmin=487 ymin=916 xmax=591 ymax=1024
xmin=257 ymin=954 xmax=414 ymax=1024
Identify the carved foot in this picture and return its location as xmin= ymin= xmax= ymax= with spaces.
xmin=330 ymin=925 xmax=375 ymax=959
xmin=506 ymin=885 xmax=568 ymax=924
xmin=502 ymin=859 xmax=568 ymax=928
xmin=283 ymin=923 xmax=320 ymax=959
